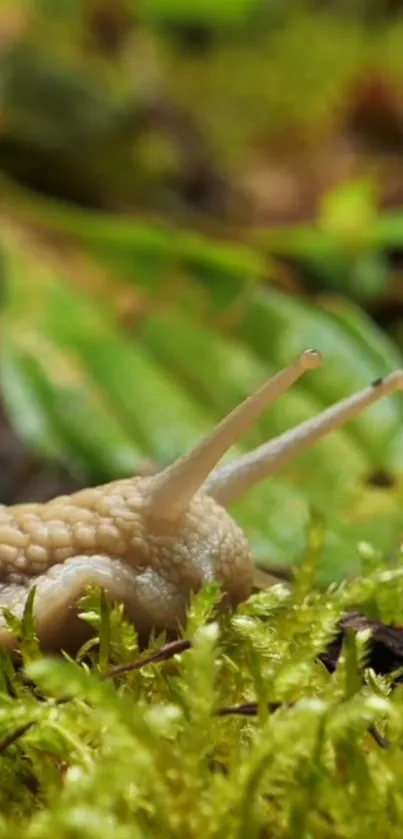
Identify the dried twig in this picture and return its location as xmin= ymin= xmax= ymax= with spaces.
xmin=103 ymin=638 xmax=191 ymax=680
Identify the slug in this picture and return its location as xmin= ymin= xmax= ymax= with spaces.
xmin=0 ymin=349 xmax=402 ymax=652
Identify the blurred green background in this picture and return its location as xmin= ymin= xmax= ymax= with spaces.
xmin=2 ymin=0 xmax=403 ymax=583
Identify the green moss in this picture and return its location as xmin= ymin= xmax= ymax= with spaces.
xmin=1 ymin=536 xmax=403 ymax=837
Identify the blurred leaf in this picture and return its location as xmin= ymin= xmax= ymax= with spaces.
xmin=136 ymin=0 xmax=258 ymax=27
xmin=2 ymin=209 xmax=403 ymax=583
xmin=320 ymin=178 xmax=378 ymax=248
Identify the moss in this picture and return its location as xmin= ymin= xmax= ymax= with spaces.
xmin=1 ymin=534 xmax=403 ymax=837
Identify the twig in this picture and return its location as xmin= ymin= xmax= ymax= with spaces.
xmin=0 ymin=721 xmax=35 ymax=754
xmin=216 ymin=702 xmax=390 ymax=750
xmin=369 ymin=725 xmax=390 ymax=750
xmin=103 ymin=638 xmax=191 ymax=680
xmin=216 ymin=702 xmax=283 ymax=717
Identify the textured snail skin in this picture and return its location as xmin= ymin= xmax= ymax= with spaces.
xmin=0 ymin=476 xmax=253 ymax=651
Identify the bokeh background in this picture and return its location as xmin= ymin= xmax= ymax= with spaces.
xmin=2 ymin=0 xmax=403 ymax=583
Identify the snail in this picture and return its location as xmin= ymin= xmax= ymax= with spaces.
xmin=0 ymin=349 xmax=402 ymax=652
